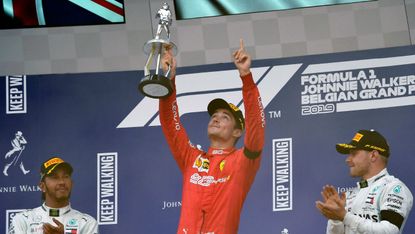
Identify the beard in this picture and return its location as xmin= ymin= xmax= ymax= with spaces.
xmin=44 ymin=186 xmax=71 ymax=202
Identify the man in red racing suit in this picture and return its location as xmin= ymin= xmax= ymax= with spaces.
xmin=159 ymin=39 xmax=265 ymax=234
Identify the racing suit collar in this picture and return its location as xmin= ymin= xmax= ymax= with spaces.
xmin=207 ymin=147 xmax=236 ymax=156
xmin=357 ymin=168 xmax=388 ymax=189
xmin=42 ymin=203 xmax=71 ymax=217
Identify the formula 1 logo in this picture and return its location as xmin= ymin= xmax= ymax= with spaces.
xmin=117 ymin=65 xmax=302 ymax=128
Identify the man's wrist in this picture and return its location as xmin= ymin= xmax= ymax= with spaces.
xmin=342 ymin=212 xmax=354 ymax=226
xmin=239 ymin=69 xmax=251 ymax=77
xmin=339 ymin=210 xmax=346 ymax=221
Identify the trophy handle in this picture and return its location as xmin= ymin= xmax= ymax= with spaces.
xmin=165 ymin=64 xmax=171 ymax=78
xmin=144 ymin=46 xmax=155 ymax=76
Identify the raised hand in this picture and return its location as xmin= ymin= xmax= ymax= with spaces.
xmin=161 ymin=44 xmax=176 ymax=78
xmin=316 ymin=185 xmax=347 ymax=221
xmin=233 ymin=39 xmax=251 ymax=77
xmin=43 ymin=218 xmax=64 ymax=234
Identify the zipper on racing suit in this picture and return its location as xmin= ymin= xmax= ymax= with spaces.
xmin=199 ymin=210 xmax=206 ymax=233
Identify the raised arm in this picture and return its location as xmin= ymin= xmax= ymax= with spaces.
xmin=233 ymin=39 xmax=265 ymax=158
xmin=158 ymin=47 xmax=200 ymax=171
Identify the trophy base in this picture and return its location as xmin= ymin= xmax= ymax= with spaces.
xmin=138 ymin=74 xmax=173 ymax=99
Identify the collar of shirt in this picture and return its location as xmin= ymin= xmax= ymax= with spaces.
xmin=207 ymin=147 xmax=236 ymax=156
xmin=42 ymin=203 xmax=71 ymax=217
xmin=357 ymin=168 xmax=388 ymax=189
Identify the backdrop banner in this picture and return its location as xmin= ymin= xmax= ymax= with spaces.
xmin=1 ymin=45 xmax=415 ymax=233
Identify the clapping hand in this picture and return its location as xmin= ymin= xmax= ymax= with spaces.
xmin=316 ymin=185 xmax=347 ymax=221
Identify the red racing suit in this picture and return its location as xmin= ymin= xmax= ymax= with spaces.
xmin=159 ymin=72 xmax=265 ymax=234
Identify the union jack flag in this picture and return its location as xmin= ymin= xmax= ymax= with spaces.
xmin=1 ymin=0 xmax=124 ymax=29
xmin=365 ymin=196 xmax=375 ymax=205
xmin=65 ymin=228 xmax=78 ymax=234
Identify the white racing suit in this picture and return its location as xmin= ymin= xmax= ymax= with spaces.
xmin=9 ymin=203 xmax=98 ymax=234
xmin=327 ymin=169 xmax=413 ymax=234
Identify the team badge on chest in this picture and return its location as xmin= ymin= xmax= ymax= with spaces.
xmin=65 ymin=218 xmax=79 ymax=234
xmin=193 ymin=155 xmax=210 ymax=173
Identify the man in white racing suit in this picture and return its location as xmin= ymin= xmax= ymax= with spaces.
xmin=316 ymin=129 xmax=413 ymax=234
xmin=9 ymin=157 xmax=98 ymax=234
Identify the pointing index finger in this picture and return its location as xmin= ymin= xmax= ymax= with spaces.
xmin=239 ymin=38 xmax=244 ymax=50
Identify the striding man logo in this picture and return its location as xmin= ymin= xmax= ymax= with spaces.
xmin=3 ymin=131 xmax=30 ymax=176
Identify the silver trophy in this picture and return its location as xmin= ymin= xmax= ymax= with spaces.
xmin=139 ymin=2 xmax=177 ymax=99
